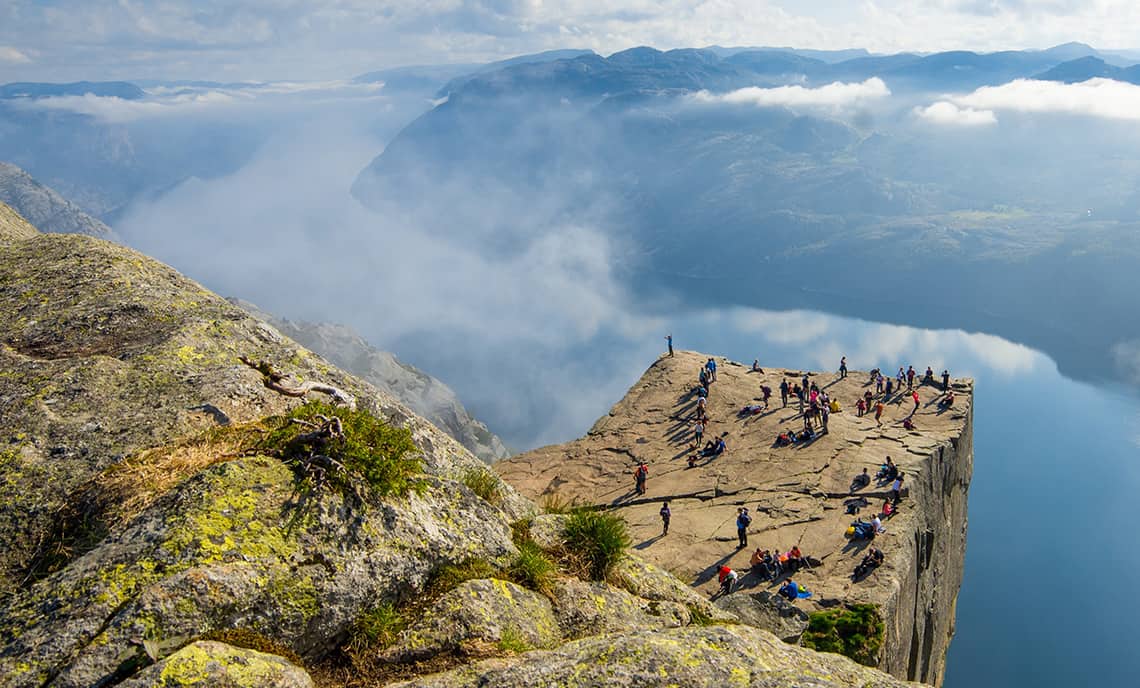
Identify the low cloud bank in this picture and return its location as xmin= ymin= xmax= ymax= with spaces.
xmin=691 ymin=77 xmax=890 ymax=108
xmin=919 ymin=77 xmax=1140 ymax=126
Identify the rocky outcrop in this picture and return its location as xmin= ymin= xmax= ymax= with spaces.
xmin=388 ymin=625 xmax=919 ymax=688
xmin=0 ymin=162 xmax=116 ymax=239
xmin=496 ymin=351 xmax=973 ymax=685
xmin=118 ymin=641 xmax=313 ymax=688
xmin=230 ymin=302 xmax=510 ymax=463
xmin=0 ymin=208 xmax=955 ymax=688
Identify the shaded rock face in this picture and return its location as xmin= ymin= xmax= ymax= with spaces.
xmin=388 ymin=625 xmax=920 ymax=688
xmin=230 ymin=302 xmax=511 ymax=463
xmin=716 ymin=591 xmax=811 ymax=642
xmin=0 ymin=162 xmax=116 ymax=239
xmin=496 ymin=351 xmax=974 ymax=685
xmin=117 ymin=641 xmax=313 ymax=688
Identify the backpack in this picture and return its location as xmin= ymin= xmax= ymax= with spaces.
xmin=740 ymin=512 xmax=752 ymax=527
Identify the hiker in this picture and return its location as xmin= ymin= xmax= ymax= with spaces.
xmin=911 ymin=390 xmax=920 ymax=414
xmin=780 ymin=380 xmax=790 ymax=407
xmin=821 ymin=405 xmax=829 ymax=432
xmin=693 ymin=420 xmax=704 ymax=445
xmin=839 ymin=356 xmax=848 ymax=378
xmin=854 ymin=547 xmax=885 ymax=579
xmin=665 ymin=334 xmax=673 ymax=357
xmin=696 ymin=395 xmax=708 ymax=420
xmin=699 ymin=368 xmax=709 ymax=388
xmin=875 ymin=373 xmax=884 ymax=394
xmin=660 ymin=501 xmax=671 ymax=535
xmin=687 ymin=453 xmax=698 ymax=468
xmin=868 ymin=367 xmax=880 ymax=384
xmin=890 ymin=472 xmax=904 ymax=505
xmin=871 ymin=513 xmax=885 ymax=534
xmin=634 ymin=462 xmax=649 ymax=495
xmin=923 ymin=367 xmax=935 ymax=385
xmin=881 ymin=500 xmax=896 ymax=518
xmin=903 ymin=417 xmax=916 ymax=431
xmin=898 ymin=367 xmax=906 ymax=391
xmin=761 ymin=385 xmax=772 ymax=407
xmin=907 ymin=366 xmax=916 ymax=390
xmin=940 ymin=391 xmax=956 ymax=408
xmin=856 ymin=398 xmax=866 ymax=417
xmin=874 ymin=400 xmax=885 ymax=425
xmin=829 ymin=398 xmax=841 ymax=413
xmin=736 ymin=507 xmax=752 ymax=548
xmin=707 ymin=358 xmax=718 ymax=382
xmin=942 ymin=370 xmax=950 ymax=391
xmin=775 ymin=430 xmax=791 ymax=447
xmin=851 ymin=467 xmax=870 ymax=492
xmin=718 ymin=565 xmax=738 ymax=595
xmin=752 ymin=359 xmax=762 ymax=372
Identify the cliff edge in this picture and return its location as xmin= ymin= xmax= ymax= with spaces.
xmin=496 ymin=351 xmax=974 ymax=685
xmin=0 ymin=206 xmax=926 ymax=688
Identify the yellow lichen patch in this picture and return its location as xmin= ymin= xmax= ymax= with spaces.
xmin=155 ymin=641 xmax=305 ymax=686
xmin=173 ymin=345 xmax=204 ymax=365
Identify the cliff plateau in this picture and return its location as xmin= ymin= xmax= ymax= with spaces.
xmin=496 ymin=351 xmax=974 ymax=685
xmin=0 ymin=203 xmax=925 ymax=688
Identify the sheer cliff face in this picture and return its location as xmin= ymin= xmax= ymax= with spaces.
xmin=229 ymin=301 xmax=512 ymax=463
xmin=496 ymin=351 xmax=973 ymax=685
xmin=0 ymin=162 xmax=116 ymax=240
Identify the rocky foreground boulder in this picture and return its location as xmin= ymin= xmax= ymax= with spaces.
xmin=0 ymin=203 xmax=922 ymax=687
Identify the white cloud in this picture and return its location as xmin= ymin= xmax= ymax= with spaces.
xmin=691 ymin=78 xmax=890 ymax=108
xmin=0 ymin=46 xmax=30 ymax=63
xmin=914 ymin=100 xmax=998 ymax=126
xmin=7 ymin=80 xmax=386 ymax=123
xmin=951 ymin=78 xmax=1140 ymax=122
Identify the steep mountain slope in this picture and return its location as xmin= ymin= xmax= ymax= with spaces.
xmin=232 ymin=300 xmax=511 ymax=463
xmin=0 ymin=205 xmax=924 ymax=688
xmin=0 ymin=161 xmax=116 ymax=238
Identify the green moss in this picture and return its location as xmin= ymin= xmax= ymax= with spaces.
xmin=429 ymin=558 xmax=498 ymax=595
xmin=802 ymin=603 xmax=885 ymax=666
xmin=265 ymin=572 xmax=320 ymax=623
xmin=496 ymin=626 xmax=532 ymax=654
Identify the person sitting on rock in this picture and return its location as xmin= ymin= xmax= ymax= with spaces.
xmin=752 ymin=359 xmax=763 ymax=372
xmin=687 ymin=453 xmax=698 ymax=468
xmin=940 ymin=391 xmax=955 ymax=408
xmin=779 ymin=579 xmax=799 ymax=601
xmin=872 ymin=513 xmax=885 ymax=534
xmin=881 ymin=500 xmax=896 ymax=518
xmin=787 ymin=546 xmax=804 ymax=572
xmin=854 ymin=547 xmax=885 ymax=579
xmin=775 ymin=431 xmax=791 ymax=447
xmin=750 ymin=547 xmax=765 ymax=569
xmin=850 ymin=467 xmax=870 ymax=492
xmin=923 ymin=367 xmax=935 ymax=385
xmin=902 ymin=417 xmax=916 ymax=431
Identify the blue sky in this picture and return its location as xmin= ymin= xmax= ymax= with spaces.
xmin=2 ymin=1 xmax=1139 ymax=82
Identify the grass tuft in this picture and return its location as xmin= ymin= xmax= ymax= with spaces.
xmin=802 ymin=603 xmax=885 ymax=666
xmin=561 ymin=509 xmax=631 ymax=582
xmin=460 ymin=467 xmax=502 ymax=505
xmin=506 ymin=540 xmax=556 ymax=594
xmin=349 ymin=602 xmax=406 ymax=652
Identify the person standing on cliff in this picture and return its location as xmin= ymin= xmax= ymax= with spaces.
xmin=634 ymin=461 xmax=649 ymax=495
xmin=693 ymin=420 xmax=705 ymax=446
xmin=874 ymin=400 xmax=885 ymax=425
xmin=736 ymin=507 xmax=752 ymax=548
xmin=665 ymin=334 xmax=673 ymax=357
xmin=942 ymin=370 xmax=951 ymax=391
xmin=707 ymin=358 xmax=718 ymax=382
xmin=911 ymin=390 xmax=920 ymax=415
xmin=660 ymin=501 xmax=671 ymax=536
xmin=907 ymin=366 xmax=916 ymax=390
xmin=780 ymin=379 xmax=790 ymax=407
xmin=839 ymin=356 xmax=848 ymax=378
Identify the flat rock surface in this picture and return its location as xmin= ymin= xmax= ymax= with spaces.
xmin=497 ymin=351 xmax=972 ymax=613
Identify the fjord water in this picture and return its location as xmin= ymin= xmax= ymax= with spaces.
xmin=588 ymin=308 xmax=1139 ymax=687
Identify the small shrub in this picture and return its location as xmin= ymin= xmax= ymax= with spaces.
xmin=350 ymin=602 xmax=406 ymax=652
xmin=460 ymin=467 xmax=502 ymax=505
xmin=507 ymin=540 xmax=556 ymax=593
xmin=262 ymin=401 xmax=422 ymax=498
xmin=562 ymin=509 xmax=631 ymax=582
xmin=540 ymin=493 xmax=573 ymax=514
xmin=509 ymin=518 xmax=533 ymax=547
xmin=201 ymin=628 xmax=305 ymax=667
xmin=687 ymin=604 xmax=715 ymax=626
xmin=802 ymin=603 xmax=885 ymax=666
xmin=429 ymin=558 xmax=498 ymax=595
xmin=496 ymin=626 xmax=532 ymax=654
